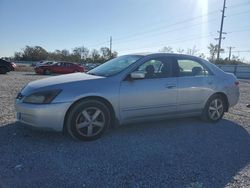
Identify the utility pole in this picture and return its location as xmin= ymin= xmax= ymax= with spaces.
xmin=109 ymin=36 xmax=112 ymax=58
xmin=227 ymin=46 xmax=235 ymax=61
xmin=216 ymin=0 xmax=227 ymax=60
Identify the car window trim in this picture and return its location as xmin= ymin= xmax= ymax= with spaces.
xmin=123 ymin=56 xmax=176 ymax=81
xmin=173 ymin=56 xmax=214 ymax=77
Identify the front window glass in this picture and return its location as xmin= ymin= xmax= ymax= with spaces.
xmin=88 ymin=55 xmax=142 ymax=77
xmin=135 ymin=57 xmax=173 ymax=79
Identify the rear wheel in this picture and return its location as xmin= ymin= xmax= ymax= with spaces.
xmin=201 ymin=94 xmax=225 ymax=122
xmin=65 ymin=100 xmax=111 ymax=141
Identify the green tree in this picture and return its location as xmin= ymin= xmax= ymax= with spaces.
xmin=176 ymin=48 xmax=184 ymax=54
xmin=186 ymin=46 xmax=199 ymax=56
xmin=22 ymin=46 xmax=48 ymax=61
xmin=207 ymin=43 xmax=218 ymax=62
xmin=91 ymin=49 xmax=101 ymax=63
xmin=73 ymin=46 xmax=89 ymax=60
xmin=111 ymin=51 xmax=118 ymax=59
xmin=100 ymin=47 xmax=111 ymax=61
xmin=13 ymin=45 xmax=118 ymax=63
xmin=14 ymin=52 xmax=22 ymax=60
xmin=159 ymin=46 xmax=173 ymax=53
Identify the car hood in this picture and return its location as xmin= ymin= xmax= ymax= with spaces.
xmin=26 ymin=73 xmax=104 ymax=89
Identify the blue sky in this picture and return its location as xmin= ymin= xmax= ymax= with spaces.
xmin=0 ymin=0 xmax=250 ymax=61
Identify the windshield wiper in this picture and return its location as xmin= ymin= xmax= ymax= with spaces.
xmin=87 ymin=72 xmax=96 ymax=75
xmin=87 ymin=72 xmax=108 ymax=77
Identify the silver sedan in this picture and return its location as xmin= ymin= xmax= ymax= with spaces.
xmin=15 ymin=53 xmax=240 ymax=141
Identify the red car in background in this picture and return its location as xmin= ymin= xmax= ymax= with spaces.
xmin=35 ymin=62 xmax=84 ymax=75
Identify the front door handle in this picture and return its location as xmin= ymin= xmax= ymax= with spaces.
xmin=165 ymin=85 xmax=176 ymax=89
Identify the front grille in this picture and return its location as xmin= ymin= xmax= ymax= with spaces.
xmin=16 ymin=93 xmax=24 ymax=100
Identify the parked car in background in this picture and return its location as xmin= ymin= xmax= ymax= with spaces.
xmin=16 ymin=53 xmax=239 ymax=141
xmin=0 ymin=59 xmax=16 ymax=74
xmin=34 ymin=62 xmax=84 ymax=75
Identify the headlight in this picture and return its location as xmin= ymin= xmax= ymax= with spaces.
xmin=23 ymin=89 xmax=62 ymax=104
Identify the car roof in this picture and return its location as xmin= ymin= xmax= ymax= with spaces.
xmin=0 ymin=59 xmax=11 ymax=63
xmin=127 ymin=52 xmax=202 ymax=59
xmin=58 ymin=61 xmax=74 ymax=64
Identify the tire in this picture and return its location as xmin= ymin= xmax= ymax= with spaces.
xmin=201 ymin=94 xmax=225 ymax=123
xmin=65 ymin=100 xmax=111 ymax=141
xmin=44 ymin=69 xmax=50 ymax=75
xmin=0 ymin=67 xmax=7 ymax=74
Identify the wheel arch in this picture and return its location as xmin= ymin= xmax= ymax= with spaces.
xmin=63 ymin=96 xmax=117 ymax=133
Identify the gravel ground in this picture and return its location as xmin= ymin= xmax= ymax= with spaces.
xmin=0 ymin=72 xmax=249 ymax=188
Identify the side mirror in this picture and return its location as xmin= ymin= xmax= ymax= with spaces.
xmin=130 ymin=71 xmax=145 ymax=79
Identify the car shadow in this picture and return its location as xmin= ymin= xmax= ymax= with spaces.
xmin=0 ymin=118 xmax=249 ymax=187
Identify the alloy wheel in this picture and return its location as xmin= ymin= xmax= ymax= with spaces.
xmin=75 ymin=107 xmax=105 ymax=137
xmin=208 ymin=98 xmax=224 ymax=121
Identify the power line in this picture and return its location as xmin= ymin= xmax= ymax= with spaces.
xmin=114 ymin=25 xmax=250 ymax=54
xmin=112 ymin=10 xmax=220 ymax=42
xmin=227 ymin=1 xmax=250 ymax=8
xmin=114 ymin=24 xmax=250 ymax=54
xmin=231 ymin=50 xmax=250 ymax=53
xmin=86 ymin=3 xmax=250 ymax=49
xmin=86 ymin=8 xmax=250 ymax=50
xmin=226 ymin=10 xmax=250 ymax=17
xmin=114 ymin=18 xmax=218 ymax=45
xmin=113 ymin=6 xmax=250 ymax=45
xmin=113 ymin=9 xmax=250 ymax=44
xmin=227 ymin=27 xmax=250 ymax=33
xmin=116 ymin=33 xmax=217 ymax=52
xmin=114 ymin=11 xmax=250 ymax=48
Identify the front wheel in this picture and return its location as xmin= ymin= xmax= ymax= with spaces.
xmin=65 ymin=100 xmax=111 ymax=141
xmin=0 ymin=67 xmax=7 ymax=74
xmin=201 ymin=94 xmax=225 ymax=122
xmin=44 ymin=69 xmax=51 ymax=75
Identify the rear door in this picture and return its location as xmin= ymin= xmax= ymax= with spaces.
xmin=67 ymin=63 xmax=77 ymax=73
xmin=63 ymin=63 xmax=72 ymax=73
xmin=175 ymin=57 xmax=214 ymax=112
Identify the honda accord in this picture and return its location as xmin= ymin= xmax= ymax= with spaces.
xmin=15 ymin=53 xmax=240 ymax=141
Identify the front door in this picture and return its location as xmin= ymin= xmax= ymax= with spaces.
xmin=119 ymin=56 xmax=178 ymax=122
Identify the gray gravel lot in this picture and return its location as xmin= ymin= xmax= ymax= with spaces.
xmin=0 ymin=72 xmax=249 ymax=188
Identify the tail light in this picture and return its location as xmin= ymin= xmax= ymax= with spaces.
xmin=11 ymin=62 xmax=17 ymax=68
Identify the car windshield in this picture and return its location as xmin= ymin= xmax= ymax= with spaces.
xmin=87 ymin=55 xmax=143 ymax=77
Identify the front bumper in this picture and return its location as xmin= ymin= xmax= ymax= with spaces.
xmin=34 ymin=68 xmax=43 ymax=74
xmin=15 ymin=100 xmax=72 ymax=132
